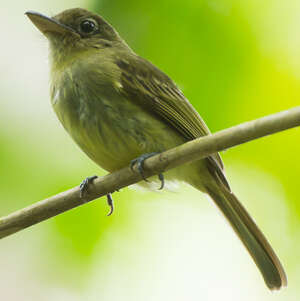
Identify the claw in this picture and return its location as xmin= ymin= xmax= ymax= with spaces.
xmin=130 ymin=152 xmax=165 ymax=190
xmin=130 ymin=152 xmax=160 ymax=182
xmin=158 ymin=173 xmax=165 ymax=190
xmin=79 ymin=175 xmax=98 ymax=198
xmin=106 ymin=193 xmax=114 ymax=216
xmin=79 ymin=176 xmax=116 ymax=215
xmin=130 ymin=158 xmax=147 ymax=181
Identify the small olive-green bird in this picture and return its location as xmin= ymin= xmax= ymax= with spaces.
xmin=26 ymin=8 xmax=287 ymax=289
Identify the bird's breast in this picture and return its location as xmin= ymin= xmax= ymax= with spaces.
xmin=50 ymin=65 xmax=184 ymax=172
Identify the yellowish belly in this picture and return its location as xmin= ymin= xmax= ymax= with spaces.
xmin=52 ymin=84 xmax=185 ymax=173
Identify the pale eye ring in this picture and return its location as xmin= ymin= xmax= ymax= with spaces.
xmin=80 ymin=20 xmax=96 ymax=33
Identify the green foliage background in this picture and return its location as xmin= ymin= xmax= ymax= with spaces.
xmin=0 ymin=0 xmax=299 ymax=300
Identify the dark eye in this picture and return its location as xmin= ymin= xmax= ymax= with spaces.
xmin=80 ymin=20 xmax=96 ymax=33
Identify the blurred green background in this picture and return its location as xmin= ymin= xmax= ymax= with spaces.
xmin=1 ymin=0 xmax=300 ymax=300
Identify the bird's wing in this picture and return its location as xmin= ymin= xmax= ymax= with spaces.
xmin=115 ymin=55 xmax=229 ymax=189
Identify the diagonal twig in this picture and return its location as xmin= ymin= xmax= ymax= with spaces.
xmin=0 ymin=107 xmax=299 ymax=239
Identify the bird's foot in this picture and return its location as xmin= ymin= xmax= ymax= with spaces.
xmin=130 ymin=152 xmax=165 ymax=190
xmin=79 ymin=175 xmax=98 ymax=198
xmin=80 ymin=176 xmax=116 ymax=216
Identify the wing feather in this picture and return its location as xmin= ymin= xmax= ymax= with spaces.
xmin=115 ymin=55 xmax=227 ymax=187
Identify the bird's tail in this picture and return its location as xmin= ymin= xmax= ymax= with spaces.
xmin=199 ymin=181 xmax=287 ymax=290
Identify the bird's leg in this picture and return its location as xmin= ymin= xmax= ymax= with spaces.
xmin=130 ymin=152 xmax=165 ymax=190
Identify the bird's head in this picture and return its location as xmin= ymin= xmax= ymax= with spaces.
xmin=26 ymin=8 xmax=127 ymax=68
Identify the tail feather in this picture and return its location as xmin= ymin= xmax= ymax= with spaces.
xmin=205 ymin=184 xmax=287 ymax=290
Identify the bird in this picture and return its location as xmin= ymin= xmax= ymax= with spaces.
xmin=26 ymin=8 xmax=287 ymax=290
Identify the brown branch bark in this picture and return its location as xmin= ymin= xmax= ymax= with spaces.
xmin=0 ymin=107 xmax=299 ymax=239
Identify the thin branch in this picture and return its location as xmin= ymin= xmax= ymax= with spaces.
xmin=1 ymin=107 xmax=300 ymax=239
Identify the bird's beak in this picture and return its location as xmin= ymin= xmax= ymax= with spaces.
xmin=25 ymin=11 xmax=79 ymax=37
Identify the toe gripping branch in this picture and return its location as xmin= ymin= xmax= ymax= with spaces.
xmin=78 ymin=152 xmax=164 ymax=217
xmin=79 ymin=175 xmax=115 ymax=216
xmin=130 ymin=152 xmax=165 ymax=190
